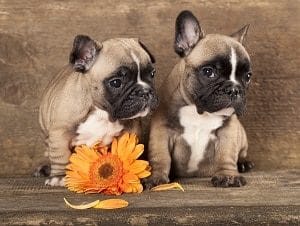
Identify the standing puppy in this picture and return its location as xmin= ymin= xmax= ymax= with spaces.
xmin=39 ymin=35 xmax=158 ymax=186
xmin=145 ymin=10 xmax=254 ymax=188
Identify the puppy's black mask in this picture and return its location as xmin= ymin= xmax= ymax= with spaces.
xmin=104 ymin=63 xmax=158 ymax=120
xmin=189 ymin=53 xmax=251 ymax=116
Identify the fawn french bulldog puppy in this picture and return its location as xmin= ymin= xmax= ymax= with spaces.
xmin=39 ymin=35 xmax=158 ymax=186
xmin=145 ymin=10 xmax=254 ymax=188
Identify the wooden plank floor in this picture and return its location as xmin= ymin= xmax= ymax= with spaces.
xmin=0 ymin=170 xmax=299 ymax=225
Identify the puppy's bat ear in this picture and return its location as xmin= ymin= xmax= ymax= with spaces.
xmin=174 ymin=10 xmax=204 ymax=57
xmin=69 ymin=35 xmax=102 ymax=73
xmin=138 ymin=40 xmax=155 ymax=64
xmin=231 ymin=24 xmax=250 ymax=45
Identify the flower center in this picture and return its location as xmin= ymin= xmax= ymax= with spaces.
xmin=98 ymin=163 xmax=114 ymax=179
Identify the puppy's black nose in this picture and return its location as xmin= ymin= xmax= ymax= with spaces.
xmin=134 ymin=88 xmax=152 ymax=99
xmin=225 ymin=86 xmax=241 ymax=98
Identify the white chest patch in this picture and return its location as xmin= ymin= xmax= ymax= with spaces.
xmin=179 ymin=105 xmax=234 ymax=173
xmin=73 ymin=108 xmax=124 ymax=147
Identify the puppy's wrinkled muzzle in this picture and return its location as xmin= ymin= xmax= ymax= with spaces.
xmin=113 ymin=87 xmax=158 ymax=120
xmin=227 ymin=88 xmax=246 ymax=116
xmin=133 ymin=87 xmax=158 ymax=109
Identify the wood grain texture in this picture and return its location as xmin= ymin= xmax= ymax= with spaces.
xmin=0 ymin=171 xmax=299 ymax=224
xmin=0 ymin=0 xmax=299 ymax=175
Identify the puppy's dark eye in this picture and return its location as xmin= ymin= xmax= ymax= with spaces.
xmin=202 ymin=67 xmax=215 ymax=78
xmin=150 ymin=69 xmax=156 ymax=78
xmin=245 ymin=72 xmax=252 ymax=83
xmin=109 ymin=79 xmax=122 ymax=88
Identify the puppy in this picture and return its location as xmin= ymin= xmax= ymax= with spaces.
xmin=145 ymin=10 xmax=254 ymax=188
xmin=39 ymin=35 xmax=158 ymax=186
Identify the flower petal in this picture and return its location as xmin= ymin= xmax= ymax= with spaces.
xmin=117 ymin=132 xmax=129 ymax=157
xmin=119 ymin=133 xmax=137 ymax=161
xmin=123 ymin=184 xmax=133 ymax=193
xmin=72 ymin=149 xmax=96 ymax=164
xmin=129 ymin=160 xmax=149 ymax=174
xmin=67 ymin=157 xmax=90 ymax=175
xmin=64 ymin=198 xmax=99 ymax=209
xmin=137 ymin=170 xmax=151 ymax=179
xmin=93 ymin=199 xmax=128 ymax=209
xmin=132 ymin=183 xmax=143 ymax=193
xmin=94 ymin=145 xmax=108 ymax=155
xmin=151 ymin=182 xmax=185 ymax=192
xmin=128 ymin=144 xmax=144 ymax=163
xmin=111 ymin=138 xmax=118 ymax=155
xmin=123 ymin=173 xmax=139 ymax=183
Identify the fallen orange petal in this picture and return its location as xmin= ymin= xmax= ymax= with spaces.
xmin=150 ymin=182 xmax=185 ymax=192
xmin=64 ymin=198 xmax=99 ymax=209
xmin=93 ymin=199 xmax=129 ymax=209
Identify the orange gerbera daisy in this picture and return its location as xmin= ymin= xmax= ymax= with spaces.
xmin=65 ymin=132 xmax=151 ymax=195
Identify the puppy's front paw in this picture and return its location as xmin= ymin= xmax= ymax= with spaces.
xmin=238 ymin=160 xmax=254 ymax=173
xmin=143 ymin=174 xmax=170 ymax=190
xmin=45 ymin=176 xmax=65 ymax=187
xmin=211 ymin=175 xmax=246 ymax=187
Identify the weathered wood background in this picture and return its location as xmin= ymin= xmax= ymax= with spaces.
xmin=0 ymin=0 xmax=299 ymax=175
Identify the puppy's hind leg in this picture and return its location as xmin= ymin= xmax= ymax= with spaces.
xmin=45 ymin=129 xmax=73 ymax=187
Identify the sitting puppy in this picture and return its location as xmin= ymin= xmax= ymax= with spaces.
xmin=145 ymin=10 xmax=254 ymax=188
xmin=39 ymin=35 xmax=158 ymax=186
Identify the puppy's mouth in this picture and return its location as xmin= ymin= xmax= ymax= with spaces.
xmin=195 ymin=93 xmax=246 ymax=116
xmin=112 ymin=89 xmax=159 ymax=120
xmin=121 ymin=107 xmax=150 ymax=120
